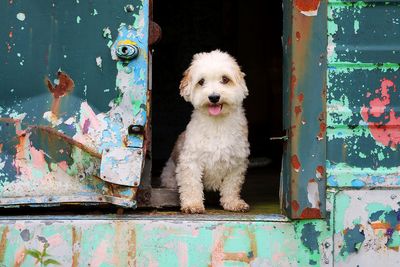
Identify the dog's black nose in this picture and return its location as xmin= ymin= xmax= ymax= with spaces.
xmin=208 ymin=94 xmax=220 ymax=103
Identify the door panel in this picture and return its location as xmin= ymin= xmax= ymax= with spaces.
xmin=0 ymin=0 xmax=149 ymax=208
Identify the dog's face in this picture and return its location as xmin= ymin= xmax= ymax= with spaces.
xmin=179 ymin=50 xmax=248 ymax=116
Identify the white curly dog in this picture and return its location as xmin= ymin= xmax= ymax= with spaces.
xmin=161 ymin=50 xmax=250 ymax=213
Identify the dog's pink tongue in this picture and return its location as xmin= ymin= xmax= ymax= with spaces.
xmin=208 ymin=104 xmax=222 ymax=116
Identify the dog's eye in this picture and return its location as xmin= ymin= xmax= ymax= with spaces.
xmin=198 ymin=78 xmax=205 ymax=86
xmin=221 ymin=76 xmax=230 ymax=84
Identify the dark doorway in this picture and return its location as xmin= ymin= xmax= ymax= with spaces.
xmin=152 ymin=0 xmax=283 ymax=212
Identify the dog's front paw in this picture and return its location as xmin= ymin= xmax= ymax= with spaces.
xmin=221 ymin=199 xmax=250 ymax=212
xmin=181 ymin=202 xmax=205 ymax=214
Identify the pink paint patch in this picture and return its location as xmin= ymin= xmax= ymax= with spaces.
xmin=90 ymin=240 xmax=108 ymax=267
xmin=47 ymin=234 xmax=63 ymax=247
xmin=29 ymin=147 xmax=47 ymax=169
xmin=361 ymin=78 xmax=400 ymax=148
xmin=14 ymin=222 xmax=25 ymax=231
xmin=177 ymin=242 xmax=188 ymax=266
xmin=80 ymin=102 xmax=101 ymax=130
xmin=211 ymin=228 xmax=225 ymax=266
xmin=208 ymin=104 xmax=222 ymax=116
xmin=82 ymin=119 xmax=91 ymax=134
xmin=58 ymin=161 xmax=68 ymax=171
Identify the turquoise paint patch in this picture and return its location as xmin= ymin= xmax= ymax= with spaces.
xmin=335 ymin=193 xmax=351 ymax=233
xmin=350 ymin=179 xmax=366 ymax=188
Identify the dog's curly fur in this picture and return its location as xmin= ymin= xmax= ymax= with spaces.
xmin=160 ymin=50 xmax=250 ymax=213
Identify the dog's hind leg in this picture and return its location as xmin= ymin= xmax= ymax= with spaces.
xmin=160 ymin=157 xmax=178 ymax=188
xmin=160 ymin=132 xmax=186 ymax=188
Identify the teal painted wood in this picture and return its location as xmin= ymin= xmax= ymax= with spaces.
xmin=282 ymin=0 xmax=327 ymax=219
xmin=0 ymin=0 xmax=149 ymax=207
xmin=0 ymin=216 xmax=332 ymax=266
xmin=327 ymin=0 xmax=400 ymax=188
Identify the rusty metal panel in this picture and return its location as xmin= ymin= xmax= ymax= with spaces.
xmin=332 ymin=189 xmax=400 ymax=265
xmin=0 ymin=215 xmax=332 ymax=266
xmin=0 ymin=0 xmax=149 ymax=208
xmin=327 ymin=0 xmax=400 ymax=188
xmin=328 ymin=0 xmax=400 ymax=63
xmin=282 ymin=0 xmax=327 ymax=219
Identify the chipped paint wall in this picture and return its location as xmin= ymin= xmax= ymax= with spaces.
xmin=326 ymin=0 xmax=400 ymax=265
xmin=0 ymin=0 xmax=149 ymax=207
xmin=0 ymin=216 xmax=332 ymax=267
xmin=327 ymin=0 xmax=400 ymax=188
xmin=1 ymin=0 xmax=400 ymax=266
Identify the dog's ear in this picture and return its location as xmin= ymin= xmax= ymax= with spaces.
xmin=179 ymin=68 xmax=192 ymax=102
xmin=236 ymin=70 xmax=249 ymax=97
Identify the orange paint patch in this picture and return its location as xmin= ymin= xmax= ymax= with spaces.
xmin=300 ymin=207 xmax=321 ymax=218
xmin=317 ymin=122 xmax=326 ymax=140
xmin=294 ymin=0 xmax=320 ymax=12
xmin=316 ymin=166 xmax=324 ymax=179
xmin=291 ymin=155 xmax=301 ymax=172
xmin=370 ymin=221 xmax=400 ymax=231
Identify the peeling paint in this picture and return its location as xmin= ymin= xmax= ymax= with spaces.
xmin=16 ymin=12 xmax=25 ymax=21
xmin=0 ymin=0 xmax=149 ymax=208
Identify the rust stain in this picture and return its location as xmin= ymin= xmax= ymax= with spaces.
xmin=223 ymin=252 xmax=251 ymax=264
xmin=13 ymin=248 xmax=26 ymax=267
xmin=297 ymin=93 xmax=304 ymax=102
xmin=127 ymin=228 xmax=137 ymax=266
xmin=294 ymin=106 xmax=302 ymax=117
xmin=29 ymin=125 xmax=101 ymax=158
xmin=317 ymin=122 xmax=327 ymax=140
xmin=291 ymin=155 xmax=301 ymax=172
xmin=0 ymin=143 xmax=3 ymax=153
xmin=212 ymin=227 xmax=256 ymax=265
xmin=292 ymin=200 xmax=300 ymax=213
xmin=0 ymin=226 xmax=9 ymax=262
xmin=294 ymin=93 xmax=304 ymax=117
xmin=316 ymin=165 xmax=324 ymax=179
xmin=290 ymin=64 xmax=297 ymax=101
xmin=295 ymin=31 xmax=301 ymax=41
xmin=247 ymin=228 xmax=257 ymax=260
xmin=71 ymin=226 xmax=81 ymax=267
xmin=45 ymin=71 xmax=75 ymax=115
xmin=300 ymin=207 xmax=321 ymax=218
